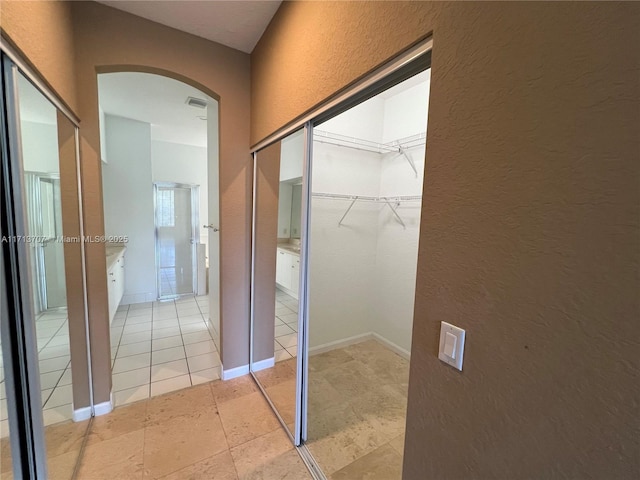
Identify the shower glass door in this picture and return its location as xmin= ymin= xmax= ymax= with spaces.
xmin=155 ymin=183 xmax=199 ymax=298
xmin=27 ymin=175 xmax=67 ymax=311
xmin=39 ymin=177 xmax=66 ymax=309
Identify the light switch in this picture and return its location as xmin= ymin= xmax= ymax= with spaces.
xmin=438 ymin=322 xmax=465 ymax=371
xmin=443 ymin=332 xmax=457 ymax=358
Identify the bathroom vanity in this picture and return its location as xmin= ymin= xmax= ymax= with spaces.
xmin=276 ymin=243 xmax=300 ymax=299
xmin=106 ymin=244 xmax=126 ymax=325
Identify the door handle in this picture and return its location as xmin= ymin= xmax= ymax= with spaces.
xmin=204 ymin=225 xmax=219 ymax=232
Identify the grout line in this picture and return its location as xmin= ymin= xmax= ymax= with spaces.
xmin=175 ymin=298 xmax=194 ymax=387
xmin=148 ymin=301 xmax=157 ymax=393
xmin=70 ymin=415 xmax=94 ymax=480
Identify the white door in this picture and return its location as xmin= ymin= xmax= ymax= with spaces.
xmin=155 ymin=184 xmax=197 ymax=298
xmin=206 ymin=101 xmax=221 ymax=351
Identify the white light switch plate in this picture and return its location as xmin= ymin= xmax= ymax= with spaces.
xmin=438 ymin=322 xmax=465 ymax=371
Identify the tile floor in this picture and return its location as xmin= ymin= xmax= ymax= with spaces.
xmin=308 ymin=340 xmax=409 ymax=479
xmin=274 ymin=289 xmax=299 ymax=363
xmin=0 ymin=375 xmax=313 ymax=480
xmin=110 ymin=295 xmax=221 ymax=407
xmin=1 ymin=308 xmax=74 ymax=436
xmin=255 ymin=338 xmax=410 ymax=479
xmin=75 ymin=375 xmax=312 ymax=479
xmin=0 ymin=414 xmax=90 ymax=480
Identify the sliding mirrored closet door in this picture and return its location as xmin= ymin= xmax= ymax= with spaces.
xmin=302 ymin=69 xmax=431 ymax=479
xmin=1 ymin=52 xmax=93 ymax=478
xmin=250 ymin=129 xmax=306 ymax=441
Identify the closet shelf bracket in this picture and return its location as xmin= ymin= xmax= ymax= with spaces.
xmin=383 ymin=200 xmax=406 ymax=229
xmin=399 ymin=146 xmax=418 ymax=178
xmin=338 ymin=198 xmax=358 ymax=227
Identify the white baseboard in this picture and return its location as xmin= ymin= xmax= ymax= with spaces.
xmin=73 ymin=392 xmax=113 ymax=421
xmin=275 ymin=284 xmax=298 ymax=300
xmin=309 ymin=332 xmax=374 ymax=356
xmin=121 ymin=293 xmax=156 ymax=305
xmin=72 ymin=406 xmax=92 ymax=422
xmin=252 ymin=357 xmax=275 ymax=372
xmin=372 ymin=333 xmax=411 ymax=360
xmin=221 ymin=363 xmax=250 ymax=380
xmin=309 ymin=332 xmax=411 ymax=360
xmin=94 ymin=392 xmax=114 ymax=417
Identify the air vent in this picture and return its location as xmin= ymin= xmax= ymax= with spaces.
xmin=186 ymin=97 xmax=207 ymax=109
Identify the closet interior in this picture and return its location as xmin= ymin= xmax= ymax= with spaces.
xmin=305 ymin=69 xmax=430 ymax=477
xmin=250 ymin=58 xmax=431 ymax=479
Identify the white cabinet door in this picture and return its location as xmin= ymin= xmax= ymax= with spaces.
xmin=291 ymin=256 xmax=300 ymax=298
xmin=276 ymin=249 xmax=292 ymax=289
xmin=107 ymin=266 xmax=117 ymax=324
xmin=107 ymin=255 xmax=126 ymax=325
xmin=115 ymin=256 xmax=125 ymax=302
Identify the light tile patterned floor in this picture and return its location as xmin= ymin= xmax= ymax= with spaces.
xmin=110 ymin=295 xmax=220 ymax=407
xmin=1 ymin=309 xmax=74 ymax=436
xmin=0 ymin=376 xmax=313 ymax=480
xmin=75 ymin=376 xmax=312 ymax=480
xmin=306 ymin=340 xmax=409 ymax=479
xmin=274 ymin=289 xmax=298 ymax=362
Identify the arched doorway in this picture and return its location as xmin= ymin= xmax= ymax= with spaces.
xmin=96 ymin=71 xmax=221 ymax=403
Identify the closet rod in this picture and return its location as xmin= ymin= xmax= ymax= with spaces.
xmin=312 ymin=192 xmax=422 ymax=202
xmin=312 ymin=193 xmax=422 ymax=229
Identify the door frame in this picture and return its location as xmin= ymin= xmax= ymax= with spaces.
xmin=249 ymin=36 xmax=433 ymax=479
xmin=153 ymin=181 xmax=200 ymax=300
xmin=25 ymin=172 xmax=63 ymax=312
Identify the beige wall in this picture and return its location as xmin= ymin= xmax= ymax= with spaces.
xmin=2 ymin=1 xmax=253 ymax=404
xmin=57 ymin=112 xmax=91 ymax=409
xmin=70 ymin=2 xmax=252 ymax=400
xmin=252 ymin=142 xmax=281 ymax=363
xmin=252 ymin=2 xmax=640 ymax=478
xmin=0 ymin=0 xmax=78 ymax=113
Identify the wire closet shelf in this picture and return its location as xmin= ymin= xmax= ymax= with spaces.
xmin=313 ymin=129 xmax=426 ymax=177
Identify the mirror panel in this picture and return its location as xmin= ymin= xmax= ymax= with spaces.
xmin=14 ymin=72 xmax=91 ymax=478
xmin=0 ymin=326 xmax=14 ymax=479
xmin=251 ymin=129 xmax=305 ymax=437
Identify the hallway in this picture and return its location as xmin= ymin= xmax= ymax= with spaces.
xmin=110 ymin=295 xmax=220 ymax=406
xmin=1 ymin=377 xmax=312 ymax=479
xmin=77 ymin=377 xmax=311 ymax=479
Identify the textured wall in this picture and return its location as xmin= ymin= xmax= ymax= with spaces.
xmin=0 ymin=0 xmax=78 ymax=113
xmin=252 ymin=1 xmax=640 ymax=478
xmin=253 ymin=142 xmax=281 ymax=363
xmin=70 ymin=1 xmax=252 ymax=401
xmin=251 ymin=1 xmax=438 ymax=145
xmin=57 ymin=112 xmax=91 ymax=409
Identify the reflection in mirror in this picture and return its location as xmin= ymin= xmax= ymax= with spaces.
xmin=251 ymin=129 xmax=304 ymax=436
xmin=305 ymin=70 xmax=431 ymax=477
xmin=0 ymin=334 xmax=13 ymax=477
xmin=14 ymin=73 xmax=91 ymax=478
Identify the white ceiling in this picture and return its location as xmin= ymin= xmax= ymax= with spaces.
xmin=96 ymin=0 xmax=282 ymax=53
xmin=98 ymin=72 xmax=216 ymax=147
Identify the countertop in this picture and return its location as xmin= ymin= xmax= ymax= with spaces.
xmin=277 ymin=242 xmax=301 ymax=255
xmin=106 ymin=244 xmax=126 ymax=270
